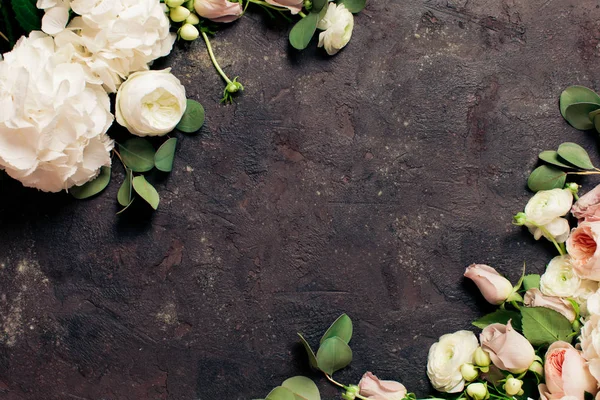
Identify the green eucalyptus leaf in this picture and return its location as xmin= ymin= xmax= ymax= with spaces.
xmin=339 ymin=0 xmax=366 ymax=13
xmin=521 ymin=307 xmax=573 ymax=346
xmin=289 ymin=12 xmax=319 ymax=50
xmin=70 ymin=167 xmax=111 ymax=199
xmin=320 ymin=314 xmax=353 ymax=345
xmin=311 ymin=0 xmax=327 ymax=13
xmin=472 ymin=310 xmax=522 ymax=332
xmin=265 ymin=387 xmax=295 ymax=400
xmin=282 ymin=377 xmax=321 ymax=400
xmin=564 ymin=102 xmax=600 ymax=130
xmin=119 ymin=138 xmax=155 ymax=172
xmin=560 ymin=86 xmax=600 ymax=119
xmin=176 ymin=99 xmax=205 ymax=133
xmin=595 ymin=114 xmax=600 ymax=133
xmin=557 ymin=142 xmax=594 ymax=170
xmin=155 ymin=138 xmax=177 ymax=172
xmin=11 ymin=0 xmax=41 ymax=33
xmin=297 ymin=333 xmax=319 ymax=370
xmin=316 ymin=337 xmax=352 ymax=375
xmin=527 ymin=165 xmax=567 ymax=192
xmin=116 ymin=198 xmax=135 ymax=215
xmin=117 ymin=168 xmax=133 ymax=206
xmin=132 ymin=176 xmax=160 ymax=210
xmin=538 ymin=151 xmax=576 ymax=169
xmin=523 ymin=274 xmax=541 ymax=291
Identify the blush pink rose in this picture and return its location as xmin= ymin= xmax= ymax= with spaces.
xmin=464 ymin=264 xmax=513 ymax=305
xmin=265 ymin=0 xmax=303 ymax=14
xmin=523 ymin=289 xmax=576 ymax=322
xmin=539 ymin=341 xmax=597 ymax=400
xmin=573 ymin=184 xmax=600 ymax=222
xmin=566 ymin=222 xmax=600 ymax=280
xmin=480 ymin=320 xmax=534 ymax=373
xmin=194 ymin=0 xmax=243 ymax=22
xmin=359 ymin=372 xmax=407 ymax=400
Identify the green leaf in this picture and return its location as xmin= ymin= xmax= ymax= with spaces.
xmin=595 ymin=114 xmax=600 ymax=133
xmin=155 ymin=138 xmax=177 ymax=172
xmin=11 ymin=0 xmax=41 ymax=33
xmin=176 ymin=99 xmax=205 ymax=133
xmin=119 ymin=138 xmax=155 ymax=172
xmin=522 ymin=274 xmax=540 ymax=291
xmin=70 ymin=167 xmax=111 ymax=199
xmin=557 ymin=142 xmax=594 ymax=170
xmin=117 ymin=168 xmax=133 ymax=206
xmin=289 ymin=12 xmax=319 ymax=50
xmin=320 ymin=314 xmax=353 ymax=345
xmin=339 ymin=0 xmax=366 ymax=13
xmin=521 ymin=306 xmax=574 ymax=346
xmin=132 ymin=176 xmax=160 ymax=210
xmin=527 ymin=165 xmax=567 ymax=192
xmin=266 ymin=387 xmax=295 ymax=400
xmin=560 ymin=86 xmax=600 ymax=119
xmin=564 ymin=102 xmax=600 ymax=130
xmin=297 ymin=333 xmax=318 ymax=370
xmin=316 ymin=337 xmax=352 ymax=375
xmin=472 ymin=310 xmax=522 ymax=332
xmin=282 ymin=377 xmax=321 ymax=400
xmin=311 ymin=0 xmax=327 ymax=13
xmin=116 ymin=198 xmax=135 ymax=215
xmin=539 ymin=151 xmax=577 ymax=169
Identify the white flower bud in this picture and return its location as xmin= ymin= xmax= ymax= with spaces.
xmin=186 ymin=12 xmax=200 ymax=25
xmin=473 ymin=347 xmax=491 ymax=368
xmin=466 ymin=383 xmax=489 ymax=400
xmin=504 ymin=377 xmax=523 ymax=396
xmin=528 ymin=360 xmax=544 ymax=377
xmin=166 ymin=0 xmax=186 ymax=7
xmin=460 ymin=364 xmax=478 ymax=382
xmin=179 ymin=24 xmax=200 ymax=41
xmin=170 ymin=6 xmax=191 ymax=22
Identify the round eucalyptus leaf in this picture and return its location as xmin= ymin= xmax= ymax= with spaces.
xmin=538 ymin=151 xmax=575 ymax=169
xmin=132 ymin=175 xmax=160 ymax=210
xmin=320 ymin=314 xmax=353 ymax=345
xmin=311 ymin=0 xmax=327 ymax=13
xmin=119 ymin=138 xmax=155 ymax=172
xmin=265 ymin=387 xmax=295 ymax=400
xmin=560 ymin=86 xmax=600 ymax=119
xmin=289 ymin=12 xmax=319 ymax=50
xmin=595 ymin=114 xmax=600 ymax=133
xmin=527 ymin=165 xmax=567 ymax=192
xmin=557 ymin=142 xmax=594 ymax=170
xmin=339 ymin=0 xmax=366 ymax=13
xmin=297 ymin=333 xmax=318 ymax=370
xmin=316 ymin=336 xmax=352 ymax=376
xmin=70 ymin=166 xmax=111 ymax=199
xmin=564 ymin=102 xmax=600 ymax=130
xmin=282 ymin=377 xmax=320 ymax=400
xmin=117 ymin=168 xmax=133 ymax=206
xmin=176 ymin=99 xmax=205 ymax=133
xmin=155 ymin=138 xmax=178 ymax=172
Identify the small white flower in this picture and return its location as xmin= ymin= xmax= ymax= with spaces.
xmin=523 ymin=188 xmax=573 ymax=242
xmin=427 ymin=330 xmax=479 ymax=393
xmin=317 ymin=3 xmax=354 ymax=56
xmin=540 ymin=255 xmax=582 ymax=298
xmin=116 ymin=69 xmax=187 ymax=137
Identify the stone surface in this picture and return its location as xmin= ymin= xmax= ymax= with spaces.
xmin=2 ymin=0 xmax=600 ymax=399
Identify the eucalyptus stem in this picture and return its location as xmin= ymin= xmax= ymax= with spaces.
xmin=537 ymin=224 xmax=565 ymax=256
xmin=567 ymin=171 xmax=600 ymax=176
xmin=201 ymin=31 xmax=232 ymax=85
xmin=112 ymin=149 xmax=126 ymax=170
xmin=0 ymin=31 xmax=8 ymax=43
xmin=324 ymin=374 xmax=345 ymax=389
xmin=299 ymin=11 xmax=307 ymax=17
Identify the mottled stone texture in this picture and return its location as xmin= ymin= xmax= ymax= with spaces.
xmin=1 ymin=0 xmax=600 ymax=399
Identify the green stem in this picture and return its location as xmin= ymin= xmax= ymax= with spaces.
xmin=537 ymin=224 xmax=565 ymax=256
xmin=201 ymin=31 xmax=232 ymax=85
xmin=0 ymin=31 xmax=8 ymax=43
xmin=567 ymin=171 xmax=600 ymax=176
xmin=299 ymin=11 xmax=307 ymax=17
xmin=324 ymin=374 xmax=345 ymax=389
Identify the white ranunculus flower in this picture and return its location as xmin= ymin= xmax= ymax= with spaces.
xmin=579 ymin=314 xmax=600 ymax=382
xmin=427 ymin=330 xmax=479 ymax=393
xmin=116 ymin=69 xmax=186 ymax=136
xmin=540 ymin=255 xmax=582 ymax=298
xmin=0 ymin=32 xmax=114 ymax=192
xmin=523 ymin=189 xmax=573 ymax=242
xmin=317 ymin=3 xmax=354 ymax=56
xmin=52 ymin=0 xmax=175 ymax=92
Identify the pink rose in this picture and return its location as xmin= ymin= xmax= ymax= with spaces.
xmin=359 ymin=372 xmax=407 ymax=400
xmin=265 ymin=0 xmax=303 ymax=14
xmin=573 ymin=184 xmax=600 ymax=222
xmin=523 ymin=289 xmax=576 ymax=322
xmin=194 ymin=0 xmax=243 ymax=23
xmin=464 ymin=264 xmax=513 ymax=305
xmin=539 ymin=341 xmax=597 ymax=400
xmin=480 ymin=320 xmax=535 ymax=373
xmin=566 ymin=222 xmax=600 ymax=280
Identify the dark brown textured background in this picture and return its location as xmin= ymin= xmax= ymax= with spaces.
xmin=2 ymin=0 xmax=600 ymax=398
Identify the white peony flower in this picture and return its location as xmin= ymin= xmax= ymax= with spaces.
xmin=52 ymin=0 xmax=175 ymax=92
xmin=116 ymin=69 xmax=186 ymax=137
xmin=317 ymin=3 xmax=354 ymax=56
xmin=523 ymin=189 xmax=573 ymax=243
xmin=427 ymin=330 xmax=479 ymax=393
xmin=579 ymin=314 xmax=600 ymax=382
xmin=540 ymin=256 xmax=583 ymax=298
xmin=0 ymin=32 xmax=114 ymax=192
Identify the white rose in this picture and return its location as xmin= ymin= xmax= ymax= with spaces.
xmin=116 ymin=69 xmax=187 ymax=136
xmin=540 ymin=256 xmax=582 ymax=298
xmin=0 ymin=32 xmax=114 ymax=192
xmin=317 ymin=3 xmax=354 ymax=56
xmin=427 ymin=330 xmax=479 ymax=393
xmin=523 ymin=189 xmax=573 ymax=242
xmin=52 ymin=0 xmax=175 ymax=92
xmin=579 ymin=314 xmax=600 ymax=382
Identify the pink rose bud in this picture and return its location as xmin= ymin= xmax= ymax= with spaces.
xmin=572 ymin=184 xmax=600 ymax=222
xmin=480 ymin=320 xmax=535 ymax=373
xmin=539 ymin=341 xmax=597 ymax=400
xmin=523 ymin=289 xmax=576 ymax=322
xmin=566 ymin=221 xmax=600 ymax=280
xmin=358 ymin=372 xmax=407 ymax=400
xmin=194 ymin=0 xmax=242 ymax=23
xmin=265 ymin=0 xmax=303 ymax=14
xmin=464 ymin=264 xmax=513 ymax=305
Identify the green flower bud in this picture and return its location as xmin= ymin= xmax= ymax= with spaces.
xmin=473 ymin=347 xmax=491 ymax=368
xmin=226 ymin=80 xmax=244 ymax=93
xmin=466 ymin=383 xmax=489 ymax=400
xmin=303 ymin=0 xmax=312 ymax=9
xmin=186 ymin=12 xmax=200 ymax=25
xmin=461 ymin=363 xmax=479 ymax=382
xmin=184 ymin=0 xmax=195 ymax=11
xmin=504 ymin=377 xmax=524 ymax=396
xmin=529 ymin=360 xmax=544 ymax=377
xmin=565 ymin=182 xmax=579 ymax=196
xmin=342 ymin=385 xmax=359 ymax=400
xmin=179 ymin=23 xmax=199 ymax=41
xmin=166 ymin=0 xmax=185 ymax=7
xmin=512 ymin=212 xmax=527 ymax=226
xmin=170 ymin=6 xmax=190 ymax=22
